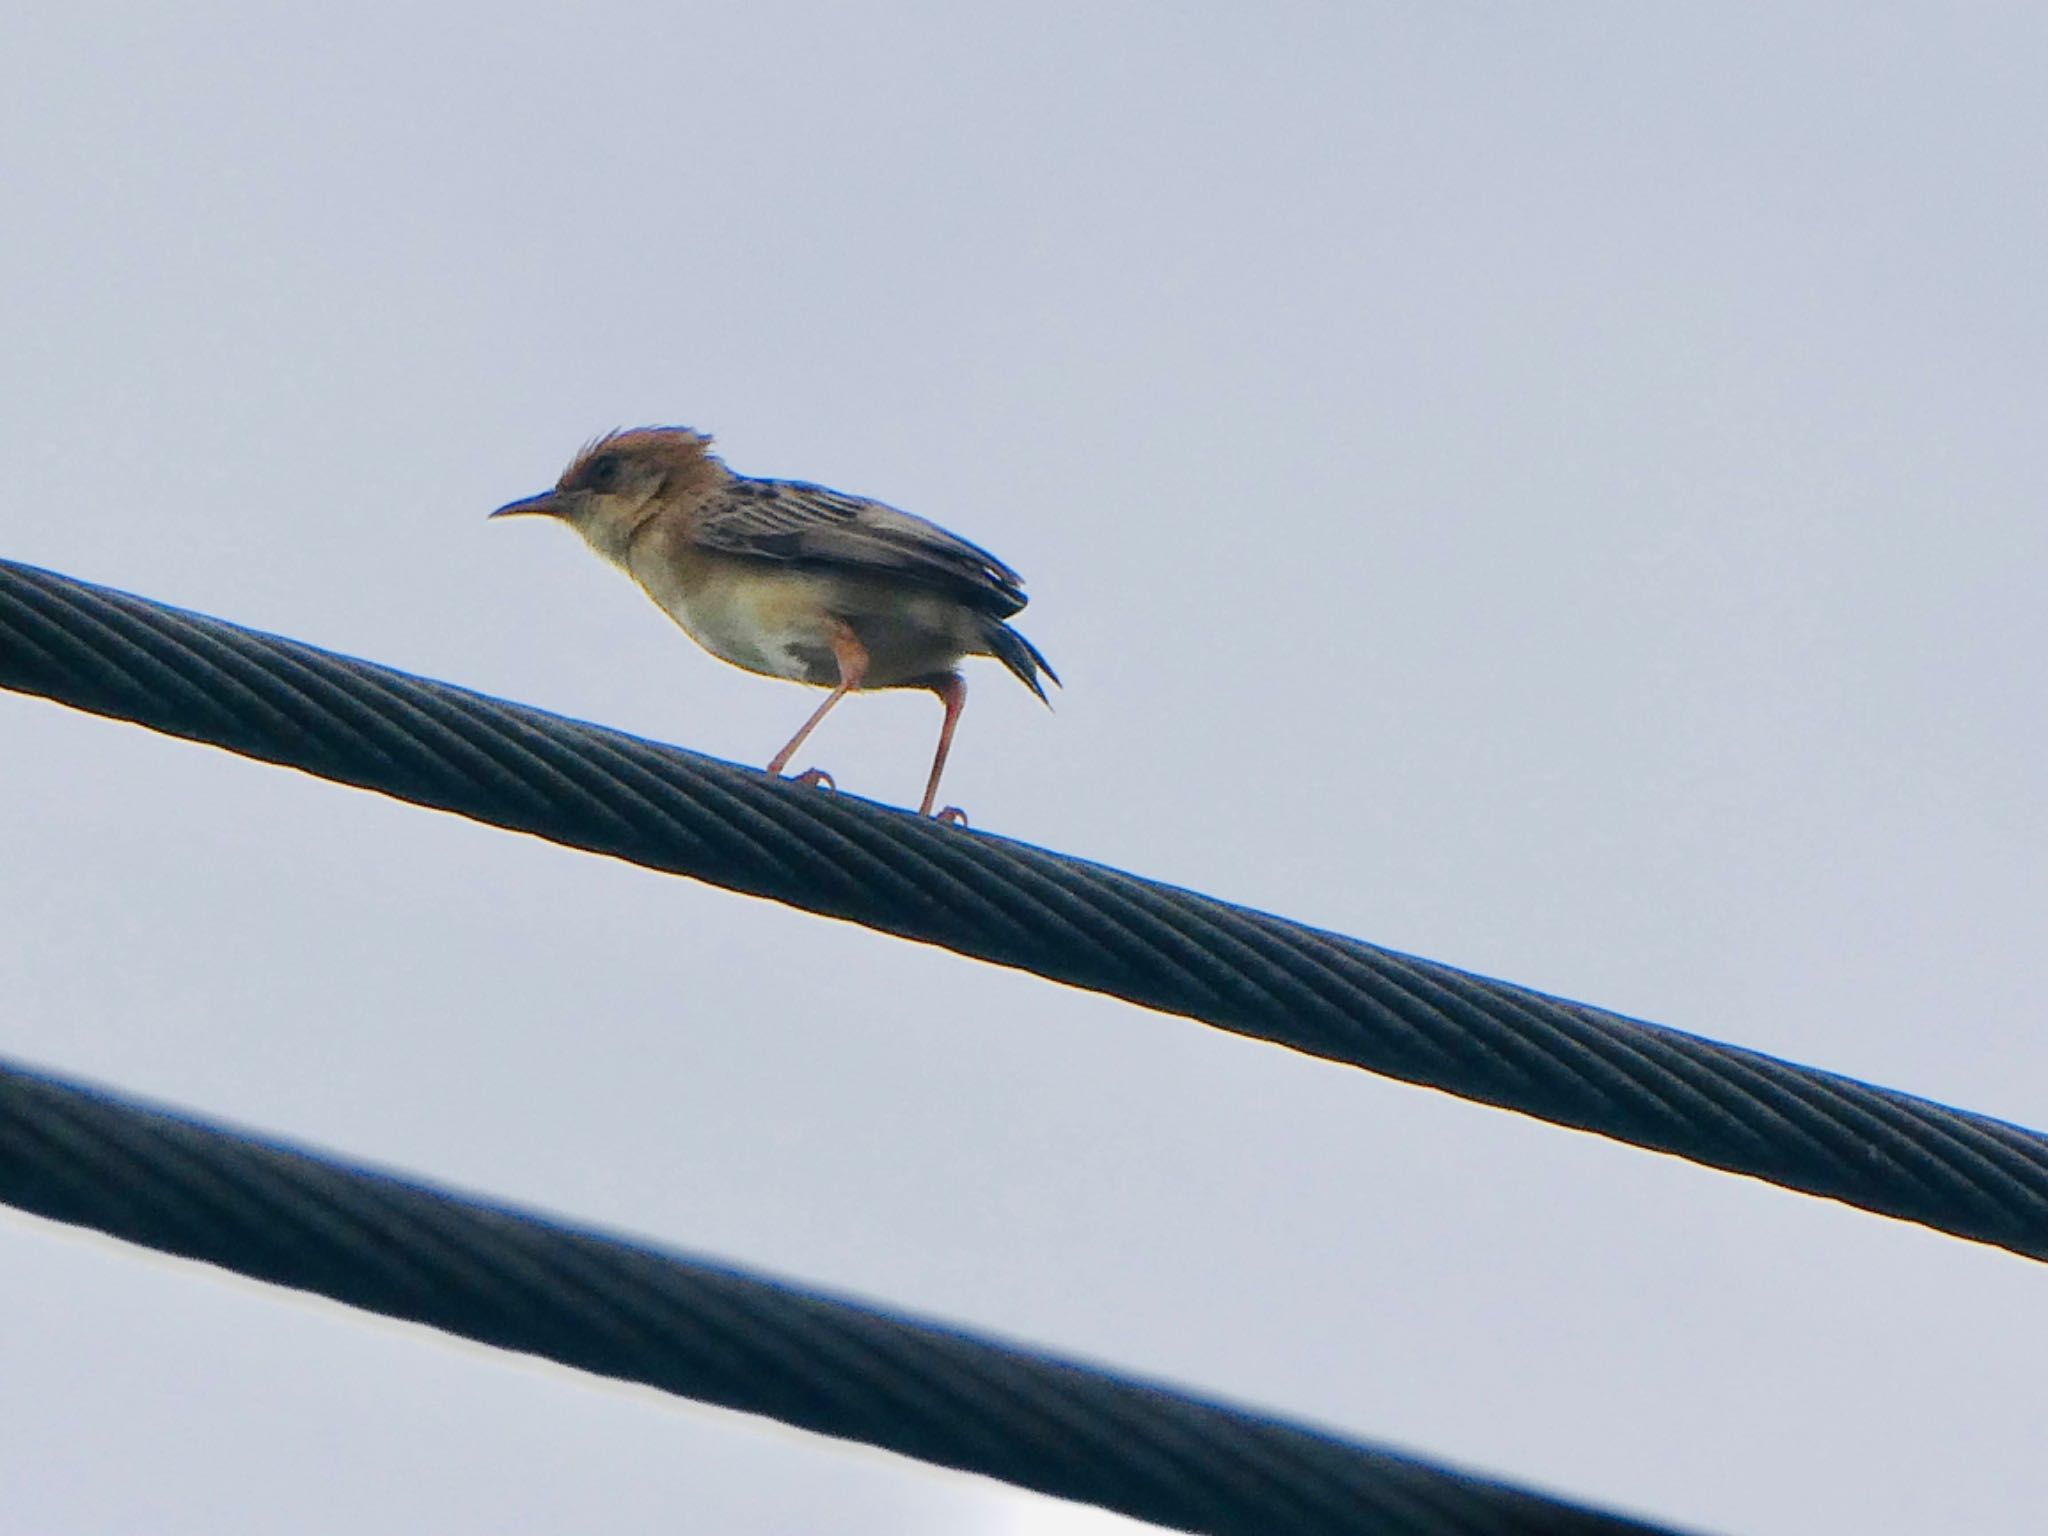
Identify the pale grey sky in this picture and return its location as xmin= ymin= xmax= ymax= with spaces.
xmin=3 ymin=5 xmax=2044 ymax=1533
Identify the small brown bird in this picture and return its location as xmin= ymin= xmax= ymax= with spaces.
xmin=491 ymin=427 xmax=1056 ymax=821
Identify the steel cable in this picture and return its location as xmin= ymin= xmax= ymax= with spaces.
xmin=0 ymin=1054 xmax=1685 ymax=1535
xmin=2 ymin=557 xmax=2045 ymax=1263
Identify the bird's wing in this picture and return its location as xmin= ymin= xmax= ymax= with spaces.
xmin=691 ymin=478 xmax=1028 ymax=616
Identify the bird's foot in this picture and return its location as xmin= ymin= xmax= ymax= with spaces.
xmin=933 ymin=805 xmax=970 ymax=828
xmin=789 ymin=767 xmax=836 ymax=792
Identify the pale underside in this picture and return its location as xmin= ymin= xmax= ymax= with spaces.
xmin=628 ymin=542 xmax=987 ymax=689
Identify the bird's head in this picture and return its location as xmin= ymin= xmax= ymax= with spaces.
xmin=491 ymin=427 xmax=723 ymax=563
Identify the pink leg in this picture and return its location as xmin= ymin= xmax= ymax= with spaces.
xmin=920 ymin=673 xmax=968 ymax=820
xmin=766 ymin=626 xmax=867 ymax=777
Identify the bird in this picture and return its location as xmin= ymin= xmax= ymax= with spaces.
xmin=491 ymin=427 xmax=1057 ymax=822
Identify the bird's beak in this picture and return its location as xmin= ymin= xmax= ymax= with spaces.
xmin=489 ymin=490 xmax=561 ymax=520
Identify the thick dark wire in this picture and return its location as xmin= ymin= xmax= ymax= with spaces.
xmin=0 ymin=1054 xmax=1684 ymax=1536
xmin=3 ymin=557 xmax=2047 ymax=1264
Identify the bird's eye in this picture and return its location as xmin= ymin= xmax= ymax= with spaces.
xmin=585 ymin=453 xmax=623 ymax=490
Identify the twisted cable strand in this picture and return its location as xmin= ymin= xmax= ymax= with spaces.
xmin=2 ymin=557 xmax=2045 ymax=1261
xmin=0 ymin=1055 xmax=1679 ymax=1536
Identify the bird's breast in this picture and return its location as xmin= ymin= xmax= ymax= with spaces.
xmin=630 ymin=549 xmax=842 ymax=684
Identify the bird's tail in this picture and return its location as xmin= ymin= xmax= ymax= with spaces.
xmin=980 ymin=618 xmax=1060 ymax=705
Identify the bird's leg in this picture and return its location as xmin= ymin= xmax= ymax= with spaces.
xmin=766 ymin=623 xmax=867 ymax=779
xmin=921 ymin=673 xmax=969 ymax=822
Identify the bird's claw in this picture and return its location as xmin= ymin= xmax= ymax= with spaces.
xmin=933 ymin=805 xmax=970 ymax=828
xmin=790 ymin=767 xmax=836 ymax=792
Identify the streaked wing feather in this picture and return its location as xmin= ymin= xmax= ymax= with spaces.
xmin=693 ymin=478 xmax=1028 ymax=615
